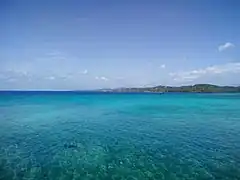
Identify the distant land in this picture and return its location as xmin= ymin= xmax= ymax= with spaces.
xmin=99 ymin=84 xmax=240 ymax=93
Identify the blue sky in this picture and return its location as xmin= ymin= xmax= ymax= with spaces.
xmin=0 ymin=0 xmax=240 ymax=90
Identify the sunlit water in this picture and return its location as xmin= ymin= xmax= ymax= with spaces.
xmin=0 ymin=92 xmax=240 ymax=180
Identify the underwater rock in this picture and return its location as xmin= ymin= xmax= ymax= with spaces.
xmin=63 ymin=142 xmax=82 ymax=149
xmin=64 ymin=144 xmax=77 ymax=149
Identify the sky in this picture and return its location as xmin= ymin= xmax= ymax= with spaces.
xmin=0 ymin=0 xmax=240 ymax=90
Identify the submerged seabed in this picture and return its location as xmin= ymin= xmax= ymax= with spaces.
xmin=0 ymin=92 xmax=240 ymax=180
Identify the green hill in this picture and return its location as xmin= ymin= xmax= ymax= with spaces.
xmin=110 ymin=84 xmax=240 ymax=93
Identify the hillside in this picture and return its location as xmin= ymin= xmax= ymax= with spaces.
xmin=108 ymin=84 xmax=240 ymax=93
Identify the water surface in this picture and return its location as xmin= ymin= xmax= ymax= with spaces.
xmin=0 ymin=92 xmax=240 ymax=180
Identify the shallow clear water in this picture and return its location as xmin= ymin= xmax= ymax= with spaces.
xmin=0 ymin=92 xmax=240 ymax=180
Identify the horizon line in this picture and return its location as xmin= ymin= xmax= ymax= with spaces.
xmin=0 ymin=83 xmax=239 ymax=91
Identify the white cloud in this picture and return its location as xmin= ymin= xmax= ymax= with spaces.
xmin=0 ymin=69 xmax=33 ymax=81
xmin=95 ymin=76 xmax=109 ymax=81
xmin=101 ymin=76 xmax=109 ymax=81
xmin=160 ymin=64 xmax=166 ymax=69
xmin=82 ymin=69 xmax=88 ymax=74
xmin=218 ymin=42 xmax=235 ymax=52
xmin=170 ymin=62 xmax=240 ymax=82
xmin=46 ymin=76 xmax=56 ymax=80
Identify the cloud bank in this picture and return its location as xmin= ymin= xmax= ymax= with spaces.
xmin=170 ymin=62 xmax=240 ymax=82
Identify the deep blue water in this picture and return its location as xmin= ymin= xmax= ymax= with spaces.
xmin=0 ymin=92 xmax=240 ymax=180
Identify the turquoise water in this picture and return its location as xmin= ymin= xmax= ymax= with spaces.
xmin=0 ymin=92 xmax=240 ymax=180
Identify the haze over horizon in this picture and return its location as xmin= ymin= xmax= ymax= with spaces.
xmin=0 ymin=0 xmax=240 ymax=90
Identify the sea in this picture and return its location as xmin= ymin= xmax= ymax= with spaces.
xmin=0 ymin=91 xmax=240 ymax=180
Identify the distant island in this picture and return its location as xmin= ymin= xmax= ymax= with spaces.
xmin=100 ymin=84 xmax=240 ymax=93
